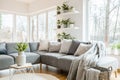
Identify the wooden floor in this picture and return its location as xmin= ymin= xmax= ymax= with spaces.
xmin=40 ymin=65 xmax=120 ymax=80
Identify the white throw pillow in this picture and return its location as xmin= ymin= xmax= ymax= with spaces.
xmin=49 ymin=41 xmax=61 ymax=52
xmin=59 ymin=39 xmax=72 ymax=54
xmin=74 ymin=43 xmax=92 ymax=56
xmin=39 ymin=40 xmax=49 ymax=51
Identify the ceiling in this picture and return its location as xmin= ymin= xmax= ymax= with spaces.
xmin=15 ymin=0 xmax=37 ymax=3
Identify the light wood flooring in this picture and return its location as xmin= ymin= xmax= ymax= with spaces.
xmin=40 ymin=64 xmax=120 ymax=80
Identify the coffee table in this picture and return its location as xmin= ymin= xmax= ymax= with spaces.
xmin=9 ymin=63 xmax=34 ymax=80
xmin=0 ymin=73 xmax=59 ymax=80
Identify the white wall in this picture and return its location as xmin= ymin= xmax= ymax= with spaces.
xmin=29 ymin=0 xmax=83 ymax=40
xmin=0 ymin=0 xmax=29 ymax=14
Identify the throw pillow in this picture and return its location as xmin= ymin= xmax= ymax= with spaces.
xmin=0 ymin=43 xmax=7 ymax=54
xmin=74 ymin=43 xmax=92 ymax=56
xmin=49 ymin=41 xmax=61 ymax=52
xmin=67 ymin=40 xmax=80 ymax=55
xmin=59 ymin=39 xmax=72 ymax=54
xmin=39 ymin=39 xmax=49 ymax=51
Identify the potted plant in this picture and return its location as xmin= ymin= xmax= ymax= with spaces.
xmin=61 ymin=2 xmax=74 ymax=13
xmin=112 ymin=43 xmax=120 ymax=55
xmin=61 ymin=18 xmax=70 ymax=28
xmin=57 ymin=32 xmax=75 ymax=42
xmin=15 ymin=42 xmax=28 ymax=66
xmin=61 ymin=3 xmax=69 ymax=13
xmin=57 ymin=6 xmax=61 ymax=15
xmin=57 ymin=20 xmax=61 ymax=29
xmin=61 ymin=18 xmax=74 ymax=28
xmin=69 ymin=22 xmax=75 ymax=28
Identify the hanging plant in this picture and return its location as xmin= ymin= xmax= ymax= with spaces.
xmin=57 ymin=6 xmax=61 ymax=15
xmin=57 ymin=20 xmax=61 ymax=29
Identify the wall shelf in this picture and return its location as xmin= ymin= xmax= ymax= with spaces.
xmin=54 ymin=27 xmax=79 ymax=31
xmin=56 ymin=11 xmax=79 ymax=17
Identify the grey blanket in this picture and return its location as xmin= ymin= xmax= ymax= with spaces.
xmin=67 ymin=42 xmax=106 ymax=80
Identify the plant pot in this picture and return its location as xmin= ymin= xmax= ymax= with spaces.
xmin=63 ymin=10 xmax=69 ymax=13
xmin=57 ymin=25 xmax=61 ymax=29
xmin=16 ymin=51 xmax=26 ymax=66
xmin=57 ymin=11 xmax=61 ymax=15
xmin=70 ymin=24 xmax=74 ymax=28
xmin=57 ymin=39 xmax=61 ymax=42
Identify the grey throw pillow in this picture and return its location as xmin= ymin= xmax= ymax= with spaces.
xmin=0 ymin=43 xmax=7 ymax=55
xmin=67 ymin=40 xmax=80 ymax=55
xmin=49 ymin=41 xmax=61 ymax=52
xmin=74 ymin=43 xmax=92 ymax=56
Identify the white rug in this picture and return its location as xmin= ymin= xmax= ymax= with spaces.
xmin=0 ymin=73 xmax=59 ymax=80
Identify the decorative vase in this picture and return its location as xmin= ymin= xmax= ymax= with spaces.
xmin=16 ymin=51 xmax=26 ymax=66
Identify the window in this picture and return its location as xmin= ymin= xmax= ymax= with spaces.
xmin=38 ymin=13 xmax=46 ymax=40
xmin=48 ymin=10 xmax=56 ymax=40
xmin=0 ymin=13 xmax=13 ymax=42
xmin=16 ymin=15 xmax=28 ymax=42
xmin=30 ymin=16 xmax=38 ymax=41
xmin=88 ymin=0 xmax=120 ymax=45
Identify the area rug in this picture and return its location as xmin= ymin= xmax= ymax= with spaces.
xmin=0 ymin=73 xmax=59 ymax=80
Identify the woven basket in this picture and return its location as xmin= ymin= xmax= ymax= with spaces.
xmin=92 ymin=66 xmax=112 ymax=80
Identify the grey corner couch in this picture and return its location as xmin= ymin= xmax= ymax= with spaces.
xmin=0 ymin=42 xmax=118 ymax=73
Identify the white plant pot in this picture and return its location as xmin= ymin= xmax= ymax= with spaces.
xmin=70 ymin=24 xmax=74 ymax=28
xmin=16 ymin=51 xmax=26 ymax=66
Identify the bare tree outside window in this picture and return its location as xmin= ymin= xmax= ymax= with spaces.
xmin=88 ymin=0 xmax=120 ymax=46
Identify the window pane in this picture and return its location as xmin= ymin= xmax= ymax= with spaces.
xmin=88 ymin=0 xmax=120 ymax=44
xmin=16 ymin=15 xmax=28 ymax=42
xmin=0 ymin=13 xmax=13 ymax=42
xmin=38 ymin=13 xmax=46 ymax=40
xmin=30 ymin=16 xmax=38 ymax=41
xmin=48 ymin=10 xmax=56 ymax=41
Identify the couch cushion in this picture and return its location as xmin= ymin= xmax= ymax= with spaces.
xmin=58 ymin=55 xmax=78 ymax=71
xmin=0 ymin=55 xmax=14 ymax=70
xmin=41 ymin=53 xmax=66 ymax=67
xmin=9 ymin=52 xmax=40 ymax=64
xmin=29 ymin=42 xmax=39 ymax=52
xmin=48 ymin=41 xmax=61 ymax=52
xmin=74 ymin=43 xmax=92 ymax=56
xmin=34 ymin=51 xmax=47 ymax=55
xmin=0 ymin=43 xmax=7 ymax=55
xmin=6 ymin=43 xmax=30 ymax=54
xmin=68 ymin=40 xmax=80 ymax=55
xmin=59 ymin=39 xmax=72 ymax=54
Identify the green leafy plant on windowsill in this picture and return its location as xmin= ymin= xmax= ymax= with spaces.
xmin=57 ymin=32 xmax=75 ymax=42
xmin=112 ymin=43 xmax=120 ymax=49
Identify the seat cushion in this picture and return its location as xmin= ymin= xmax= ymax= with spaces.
xmin=58 ymin=55 xmax=78 ymax=71
xmin=29 ymin=42 xmax=39 ymax=52
xmin=6 ymin=43 xmax=30 ymax=54
xmin=0 ymin=55 xmax=14 ymax=70
xmin=97 ymin=56 xmax=119 ymax=71
xmin=41 ymin=53 xmax=66 ymax=67
xmin=9 ymin=52 xmax=40 ymax=64
xmin=34 ymin=51 xmax=48 ymax=55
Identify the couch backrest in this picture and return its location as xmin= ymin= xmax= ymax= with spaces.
xmin=29 ymin=42 xmax=39 ymax=52
xmin=0 ymin=43 xmax=7 ymax=55
xmin=6 ymin=43 xmax=30 ymax=54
